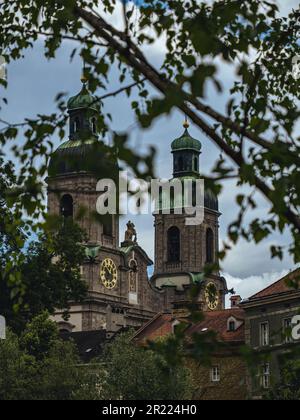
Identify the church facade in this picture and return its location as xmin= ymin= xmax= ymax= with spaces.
xmin=47 ymin=79 xmax=228 ymax=333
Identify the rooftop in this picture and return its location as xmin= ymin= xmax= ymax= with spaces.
xmin=248 ymin=268 xmax=300 ymax=300
xmin=186 ymin=308 xmax=245 ymax=343
xmin=133 ymin=308 xmax=245 ymax=345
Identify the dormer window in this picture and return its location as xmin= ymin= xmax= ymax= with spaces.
xmin=227 ymin=316 xmax=243 ymax=332
xmin=172 ymin=320 xmax=181 ymax=334
xmin=229 ymin=321 xmax=236 ymax=332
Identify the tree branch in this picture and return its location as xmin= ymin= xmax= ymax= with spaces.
xmin=98 ymin=78 xmax=147 ymax=101
xmin=72 ymin=5 xmax=300 ymax=232
xmin=74 ymin=7 xmax=282 ymax=152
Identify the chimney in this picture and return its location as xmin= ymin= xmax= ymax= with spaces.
xmin=230 ymin=295 xmax=242 ymax=308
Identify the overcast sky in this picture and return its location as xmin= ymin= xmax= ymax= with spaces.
xmin=1 ymin=0 xmax=299 ymax=301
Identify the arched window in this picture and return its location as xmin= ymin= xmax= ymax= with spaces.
xmin=167 ymin=226 xmax=181 ymax=262
xmin=91 ymin=117 xmax=97 ymax=134
xmin=194 ymin=156 xmax=198 ymax=172
xmin=60 ymin=194 xmax=74 ymax=219
xmin=57 ymin=321 xmax=74 ymax=334
xmin=74 ymin=117 xmax=80 ymax=133
xmin=170 ymin=186 xmax=175 ymax=215
xmin=158 ymin=186 xmax=163 ymax=213
xmin=103 ymin=215 xmax=113 ymax=237
xmin=192 ymin=180 xmax=197 ymax=207
xmin=178 ymin=157 xmax=184 ymax=172
xmin=206 ymin=228 xmax=214 ymax=263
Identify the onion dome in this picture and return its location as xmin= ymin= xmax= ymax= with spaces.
xmin=48 ymin=138 xmax=117 ymax=178
xmin=166 ymin=120 xmax=219 ymax=212
xmin=171 ymin=121 xmax=202 ymax=153
xmin=49 ymin=78 xmax=117 ymax=178
xmin=67 ymin=78 xmax=99 ymax=112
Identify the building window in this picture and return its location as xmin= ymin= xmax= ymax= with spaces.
xmin=74 ymin=117 xmax=80 ymax=133
xmin=211 ymin=366 xmax=221 ymax=383
xmin=194 ymin=156 xmax=198 ymax=172
xmin=229 ymin=321 xmax=236 ymax=332
xmin=170 ymin=186 xmax=175 ymax=214
xmin=172 ymin=320 xmax=181 ymax=335
xmin=260 ymin=322 xmax=270 ymax=347
xmin=178 ymin=157 xmax=184 ymax=172
xmin=167 ymin=226 xmax=181 ymax=262
xmin=261 ymin=363 xmax=270 ymax=389
xmin=103 ymin=215 xmax=113 ymax=237
xmin=60 ymin=194 xmax=74 ymax=219
xmin=91 ymin=117 xmax=97 ymax=134
xmin=283 ymin=318 xmax=293 ymax=343
xmin=192 ymin=181 xmax=197 ymax=207
xmin=206 ymin=228 xmax=214 ymax=263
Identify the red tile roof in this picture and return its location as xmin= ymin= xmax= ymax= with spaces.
xmin=249 ymin=268 xmax=300 ymax=300
xmin=133 ymin=312 xmax=173 ymax=343
xmin=186 ymin=308 xmax=245 ymax=343
xmin=134 ymin=308 xmax=245 ymax=344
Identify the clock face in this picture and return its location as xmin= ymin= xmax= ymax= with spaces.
xmin=205 ymin=282 xmax=219 ymax=310
xmin=100 ymin=258 xmax=118 ymax=290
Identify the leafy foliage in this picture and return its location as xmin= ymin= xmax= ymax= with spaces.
xmin=266 ymin=357 xmax=300 ymax=401
xmin=0 ymin=0 xmax=298 ymax=276
xmin=0 ymin=219 xmax=87 ymax=332
xmin=0 ymin=321 xmax=193 ymax=400
xmin=0 ymin=313 xmax=100 ymax=400
xmin=100 ymin=331 xmax=193 ymax=400
xmin=0 ymin=158 xmax=87 ymax=332
xmin=0 ymin=1 xmax=299 ymax=391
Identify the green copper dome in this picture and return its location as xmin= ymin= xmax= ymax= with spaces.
xmin=67 ymin=84 xmax=99 ymax=112
xmin=49 ymin=79 xmax=117 ymax=178
xmin=171 ymin=128 xmax=202 ymax=152
xmin=48 ymin=138 xmax=118 ymax=178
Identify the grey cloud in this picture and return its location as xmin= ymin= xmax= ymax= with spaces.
xmin=223 ymin=269 xmax=293 ymax=302
xmin=2 ymin=3 xmax=296 ymax=283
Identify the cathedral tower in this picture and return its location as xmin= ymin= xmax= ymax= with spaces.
xmin=47 ymin=78 xmax=159 ymax=332
xmin=48 ymin=77 xmax=119 ymax=247
xmin=151 ymin=121 xmax=227 ymax=311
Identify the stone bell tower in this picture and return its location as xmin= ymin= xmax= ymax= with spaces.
xmin=47 ymin=77 xmax=160 ymax=333
xmin=47 ymin=76 xmax=119 ymax=248
xmin=151 ymin=120 xmax=227 ymax=311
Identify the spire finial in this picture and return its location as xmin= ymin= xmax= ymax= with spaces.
xmin=183 ymin=116 xmax=190 ymax=129
xmin=81 ymin=60 xmax=88 ymax=85
xmin=81 ymin=74 xmax=88 ymax=85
